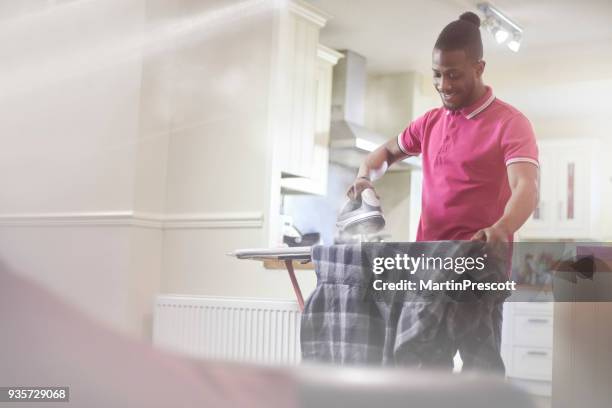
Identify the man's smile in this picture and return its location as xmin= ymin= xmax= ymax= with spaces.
xmin=440 ymin=91 xmax=461 ymax=105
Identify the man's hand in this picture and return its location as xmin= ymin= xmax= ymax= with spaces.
xmin=472 ymin=162 xmax=538 ymax=243
xmin=346 ymin=177 xmax=377 ymax=200
xmin=348 ymin=137 xmax=410 ymax=200
xmin=470 ymin=224 xmax=511 ymax=243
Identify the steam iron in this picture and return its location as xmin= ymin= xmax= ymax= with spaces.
xmin=336 ymin=188 xmax=385 ymax=237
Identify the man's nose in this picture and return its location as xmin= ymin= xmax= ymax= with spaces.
xmin=439 ymin=77 xmax=453 ymax=92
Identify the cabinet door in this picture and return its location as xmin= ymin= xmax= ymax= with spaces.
xmin=277 ymin=12 xmax=320 ymax=179
xmin=554 ymin=145 xmax=591 ymax=237
xmin=309 ymin=56 xmax=334 ymax=193
xmin=519 ymin=141 xmax=592 ymax=239
xmin=280 ymin=47 xmax=339 ymax=195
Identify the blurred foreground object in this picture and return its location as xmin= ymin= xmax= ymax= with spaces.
xmin=1 ymin=267 xmax=532 ymax=408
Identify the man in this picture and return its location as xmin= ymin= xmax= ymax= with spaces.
xmin=347 ymin=12 xmax=539 ymax=372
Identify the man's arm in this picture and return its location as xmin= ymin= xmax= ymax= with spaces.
xmin=471 ymin=162 xmax=539 ymax=242
xmin=347 ymin=138 xmax=411 ymax=199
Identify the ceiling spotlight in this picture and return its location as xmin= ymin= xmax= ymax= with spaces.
xmin=477 ymin=2 xmax=523 ymax=52
xmin=507 ymin=38 xmax=521 ymax=52
xmin=507 ymin=32 xmax=522 ymax=52
xmin=495 ymin=28 xmax=509 ymax=43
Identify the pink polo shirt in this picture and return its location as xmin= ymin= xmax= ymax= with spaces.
xmin=398 ymin=86 xmax=538 ymax=241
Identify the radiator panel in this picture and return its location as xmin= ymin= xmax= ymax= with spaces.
xmin=153 ymin=295 xmax=302 ymax=365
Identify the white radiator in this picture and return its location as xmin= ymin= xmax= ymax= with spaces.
xmin=153 ymin=295 xmax=302 ymax=365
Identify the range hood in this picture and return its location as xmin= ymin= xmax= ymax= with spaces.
xmin=329 ymin=50 xmax=420 ymax=170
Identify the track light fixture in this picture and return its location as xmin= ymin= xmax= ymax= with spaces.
xmin=477 ymin=2 xmax=523 ymax=52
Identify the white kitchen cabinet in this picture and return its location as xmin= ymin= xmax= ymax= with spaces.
xmin=518 ymin=140 xmax=593 ymax=240
xmin=281 ymin=45 xmax=342 ymax=195
xmin=502 ymin=302 xmax=554 ymax=396
xmin=273 ymin=1 xmax=329 ymax=179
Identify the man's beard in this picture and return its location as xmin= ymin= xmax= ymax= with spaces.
xmin=440 ymin=96 xmax=462 ymax=111
xmin=442 ymin=101 xmax=461 ymax=111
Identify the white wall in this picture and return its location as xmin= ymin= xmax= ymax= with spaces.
xmin=0 ymin=226 xmax=133 ymax=331
xmin=0 ymin=0 xmax=153 ymax=337
xmin=0 ymin=0 xmax=323 ymax=340
xmin=0 ymin=0 xmax=143 ymax=213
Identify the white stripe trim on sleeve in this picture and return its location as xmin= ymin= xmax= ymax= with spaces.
xmin=397 ymin=132 xmax=419 ymax=156
xmin=506 ymin=157 xmax=539 ymax=167
xmin=397 ymin=132 xmax=409 ymax=154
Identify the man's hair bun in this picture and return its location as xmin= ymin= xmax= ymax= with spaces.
xmin=435 ymin=11 xmax=483 ymax=60
xmin=459 ymin=11 xmax=480 ymax=27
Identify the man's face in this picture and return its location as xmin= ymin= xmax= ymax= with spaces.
xmin=432 ymin=48 xmax=484 ymax=110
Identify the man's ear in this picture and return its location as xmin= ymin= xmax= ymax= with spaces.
xmin=475 ymin=60 xmax=486 ymax=77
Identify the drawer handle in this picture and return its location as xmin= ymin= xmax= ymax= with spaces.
xmin=526 ymin=350 xmax=549 ymax=357
xmin=527 ymin=318 xmax=549 ymax=324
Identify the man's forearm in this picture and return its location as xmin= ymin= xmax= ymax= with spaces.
xmin=493 ymin=180 xmax=538 ymax=234
xmin=357 ymin=140 xmax=405 ymax=181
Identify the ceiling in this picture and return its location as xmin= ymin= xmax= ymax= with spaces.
xmin=307 ymin=0 xmax=612 ymax=74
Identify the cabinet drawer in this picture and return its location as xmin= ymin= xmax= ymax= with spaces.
xmin=511 ymin=347 xmax=553 ymax=381
xmin=513 ymin=315 xmax=553 ymax=348
xmin=513 ymin=302 xmax=553 ymax=314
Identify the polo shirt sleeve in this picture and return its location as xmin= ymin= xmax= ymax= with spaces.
xmin=500 ymin=114 xmax=539 ymax=167
xmin=397 ymin=112 xmax=427 ymax=156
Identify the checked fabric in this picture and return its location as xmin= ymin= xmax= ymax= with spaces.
xmin=300 ymin=241 xmax=510 ymax=371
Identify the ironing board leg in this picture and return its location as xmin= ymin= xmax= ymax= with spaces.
xmin=284 ymin=259 xmax=304 ymax=312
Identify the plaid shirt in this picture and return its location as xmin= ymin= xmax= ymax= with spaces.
xmin=301 ymin=242 xmax=509 ymax=370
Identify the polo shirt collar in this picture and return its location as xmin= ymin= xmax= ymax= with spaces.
xmin=459 ymin=86 xmax=495 ymax=119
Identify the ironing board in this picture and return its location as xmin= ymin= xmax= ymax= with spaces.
xmin=229 ymin=247 xmax=312 ymax=311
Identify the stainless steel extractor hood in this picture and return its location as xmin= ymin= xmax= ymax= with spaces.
xmin=329 ymin=50 xmax=420 ymax=170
